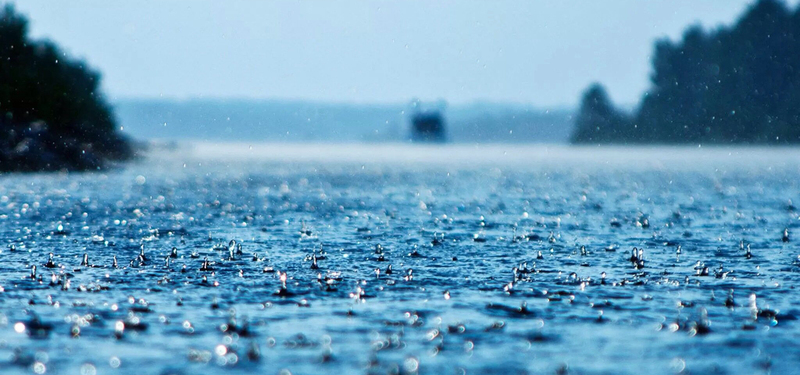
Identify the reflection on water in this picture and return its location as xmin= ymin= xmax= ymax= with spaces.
xmin=0 ymin=144 xmax=798 ymax=374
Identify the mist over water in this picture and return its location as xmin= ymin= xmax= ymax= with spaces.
xmin=187 ymin=142 xmax=800 ymax=169
xmin=1 ymin=143 xmax=798 ymax=374
xmin=4 ymin=0 xmax=800 ymax=373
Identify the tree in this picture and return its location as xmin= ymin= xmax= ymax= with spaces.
xmin=0 ymin=5 xmax=132 ymax=171
xmin=571 ymin=0 xmax=800 ymax=144
xmin=571 ymin=84 xmax=631 ymax=144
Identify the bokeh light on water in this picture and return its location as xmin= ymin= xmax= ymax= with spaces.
xmin=0 ymin=144 xmax=798 ymax=374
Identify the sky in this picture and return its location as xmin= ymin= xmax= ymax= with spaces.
xmin=10 ymin=0 xmax=786 ymax=107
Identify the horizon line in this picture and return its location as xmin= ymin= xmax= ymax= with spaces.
xmin=109 ymin=95 xmax=585 ymax=111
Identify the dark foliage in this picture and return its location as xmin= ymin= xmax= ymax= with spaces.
xmin=411 ymin=112 xmax=446 ymax=143
xmin=572 ymin=0 xmax=800 ymax=144
xmin=0 ymin=5 xmax=132 ymax=171
xmin=569 ymin=84 xmax=632 ymax=144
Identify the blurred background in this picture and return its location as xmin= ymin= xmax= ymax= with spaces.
xmin=10 ymin=0 xmax=790 ymax=144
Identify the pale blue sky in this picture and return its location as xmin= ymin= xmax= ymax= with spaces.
xmin=10 ymin=0 xmax=784 ymax=106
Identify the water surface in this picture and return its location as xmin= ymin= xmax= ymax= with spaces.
xmin=1 ymin=144 xmax=798 ymax=375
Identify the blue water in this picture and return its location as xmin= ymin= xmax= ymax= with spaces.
xmin=1 ymin=144 xmax=799 ymax=375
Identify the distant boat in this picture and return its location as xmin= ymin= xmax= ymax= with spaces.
xmin=410 ymin=111 xmax=446 ymax=143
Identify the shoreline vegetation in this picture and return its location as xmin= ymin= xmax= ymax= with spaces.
xmin=572 ymin=0 xmax=800 ymax=145
xmin=4 ymin=1 xmax=800 ymax=171
xmin=0 ymin=5 xmax=133 ymax=172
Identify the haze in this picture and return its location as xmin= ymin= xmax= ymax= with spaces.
xmin=11 ymin=0 xmax=779 ymax=107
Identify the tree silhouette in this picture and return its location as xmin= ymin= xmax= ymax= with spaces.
xmin=0 ymin=5 xmax=132 ymax=171
xmin=572 ymin=0 xmax=800 ymax=144
xmin=571 ymin=84 xmax=631 ymax=144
